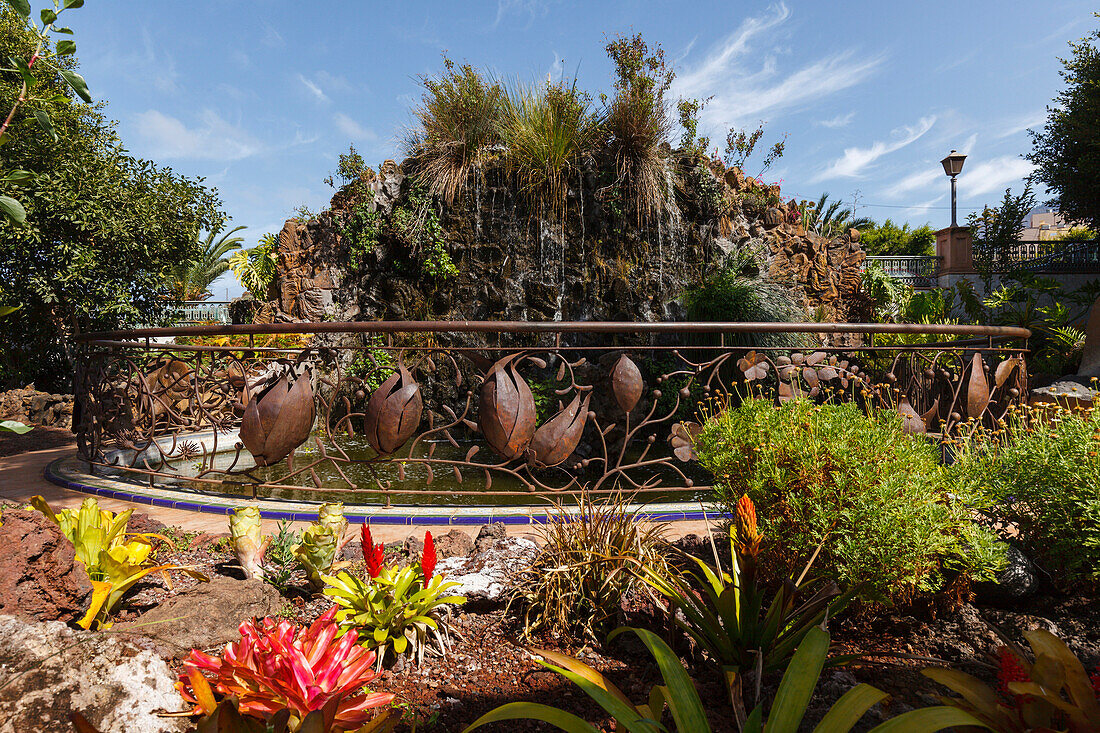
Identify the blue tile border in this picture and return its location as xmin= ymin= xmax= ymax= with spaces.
xmin=44 ymin=456 xmax=729 ymax=526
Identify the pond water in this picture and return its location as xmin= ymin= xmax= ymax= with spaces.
xmin=114 ymin=433 xmax=712 ymax=507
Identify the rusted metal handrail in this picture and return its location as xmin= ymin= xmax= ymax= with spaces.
xmin=77 ymin=320 xmax=1031 ymax=342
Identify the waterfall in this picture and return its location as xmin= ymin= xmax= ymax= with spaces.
xmin=577 ymin=168 xmax=585 ymax=266
xmin=474 ymin=174 xmax=482 ymax=240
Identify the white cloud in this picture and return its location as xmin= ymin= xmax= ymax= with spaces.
xmin=493 ymin=0 xmax=552 ymax=29
xmin=902 ymin=194 xmax=946 ymax=222
xmin=996 ymin=111 xmax=1046 ymax=139
xmin=962 ymin=156 xmax=1036 ymax=197
xmin=884 ymin=167 xmax=941 ymax=198
xmin=298 ymin=74 xmax=329 ymax=104
xmin=133 ymin=109 xmax=263 ymax=161
xmin=334 ymin=113 xmax=377 ymax=141
xmin=261 ymin=21 xmax=284 ymax=48
xmin=548 ymin=51 xmax=565 ymax=84
xmin=814 ymin=115 xmax=936 ymax=181
xmin=816 ymin=111 xmax=855 ymax=128
xmin=672 ymin=4 xmax=882 ymax=131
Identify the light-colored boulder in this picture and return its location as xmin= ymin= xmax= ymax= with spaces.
xmin=0 ymin=615 xmax=189 ymax=733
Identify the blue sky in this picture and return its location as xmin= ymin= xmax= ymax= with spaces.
xmin=65 ymin=0 xmax=1095 ymax=298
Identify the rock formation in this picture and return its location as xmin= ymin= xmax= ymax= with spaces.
xmin=255 ymin=154 xmax=867 ymax=330
xmin=0 ymin=507 xmax=92 ymax=624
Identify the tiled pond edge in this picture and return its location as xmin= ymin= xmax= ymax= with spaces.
xmin=45 ymin=454 xmax=725 ymax=525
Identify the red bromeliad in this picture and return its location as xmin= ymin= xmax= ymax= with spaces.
xmin=421 ymin=531 xmax=436 ymax=580
xmin=362 ymin=525 xmax=384 ymax=579
xmin=177 ymin=607 xmax=393 ymax=730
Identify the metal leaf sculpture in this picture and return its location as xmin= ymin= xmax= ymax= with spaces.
xmin=363 ymin=363 xmax=422 ymax=455
xmin=239 ymin=370 xmax=315 ymax=467
xmin=479 ymin=355 xmax=537 ymax=460
xmin=611 ymin=355 xmax=644 ymax=413
xmin=966 ymin=354 xmax=990 ymax=420
xmin=527 ymin=392 xmax=592 ymax=468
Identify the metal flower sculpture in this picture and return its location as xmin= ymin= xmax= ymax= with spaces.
xmin=479 ymin=355 xmax=537 ymax=460
xmin=737 ymin=351 xmax=770 ymax=382
xmin=239 ymin=370 xmax=315 ymax=467
xmin=966 ymin=354 xmax=990 ymax=420
xmin=611 ymin=355 xmax=644 ymax=413
xmin=363 ymin=364 xmax=422 ymax=455
xmin=669 ymin=421 xmax=701 ymax=462
xmin=527 ymin=392 xmax=592 ymax=468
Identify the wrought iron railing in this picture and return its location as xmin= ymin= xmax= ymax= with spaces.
xmin=972 ymin=240 xmax=1100 ymax=274
xmin=864 ymin=256 xmax=941 ymax=287
xmin=72 ymin=321 xmax=1030 ymax=505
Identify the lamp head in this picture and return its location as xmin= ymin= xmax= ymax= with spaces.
xmin=941 ymin=150 xmax=966 ymax=177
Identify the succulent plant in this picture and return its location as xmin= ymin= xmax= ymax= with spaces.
xmin=230 ymin=506 xmax=270 ymax=580
xmin=294 ymin=523 xmax=340 ymax=590
xmin=177 ymin=607 xmax=395 ymax=732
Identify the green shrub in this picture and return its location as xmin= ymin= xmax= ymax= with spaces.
xmin=949 ymin=402 xmax=1100 ymax=583
xmin=682 ymin=248 xmax=805 ymax=349
xmin=692 ymin=398 xmax=1004 ymax=602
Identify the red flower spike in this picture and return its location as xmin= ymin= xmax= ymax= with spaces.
xmin=421 ymin=531 xmax=436 ymax=580
xmin=362 ymin=525 xmax=384 ymax=579
xmin=996 ymin=646 xmax=1031 ymax=705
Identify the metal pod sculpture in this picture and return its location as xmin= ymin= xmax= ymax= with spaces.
xmin=966 ymin=354 xmax=990 ymax=419
xmin=611 ymin=355 xmax=644 ymax=413
xmin=363 ymin=364 xmax=422 ymax=455
xmin=527 ymin=392 xmax=592 ymax=468
xmin=897 ymin=395 xmax=939 ymax=435
xmin=479 ymin=355 xmax=537 ymax=460
xmin=239 ymin=370 xmax=315 ymax=467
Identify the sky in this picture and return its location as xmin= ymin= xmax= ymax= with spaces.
xmin=63 ymin=0 xmax=1096 ymax=298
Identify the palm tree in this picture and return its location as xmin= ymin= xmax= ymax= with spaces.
xmin=169 ymin=225 xmax=247 ymax=301
xmin=798 ymin=193 xmax=871 ymax=238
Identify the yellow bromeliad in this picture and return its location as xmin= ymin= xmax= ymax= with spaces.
xmin=31 ymin=496 xmax=207 ymax=629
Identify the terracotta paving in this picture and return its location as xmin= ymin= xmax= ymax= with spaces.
xmin=0 ymin=441 xmax=712 ymax=542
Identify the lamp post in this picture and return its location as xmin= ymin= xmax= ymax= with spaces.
xmin=940 ymin=149 xmax=967 ymax=227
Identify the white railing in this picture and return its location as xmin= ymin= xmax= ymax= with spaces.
xmin=863 ymin=256 xmax=941 ymax=287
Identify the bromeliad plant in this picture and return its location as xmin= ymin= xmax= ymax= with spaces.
xmin=636 ymin=494 xmax=857 ymax=721
xmin=31 ymin=496 xmax=206 ymax=629
xmin=177 ymin=607 xmax=395 ymax=733
xmin=294 ymin=523 xmax=342 ymax=591
xmin=463 ymin=625 xmax=982 ymax=733
xmin=322 ymin=527 xmax=465 ymax=668
xmin=230 ymin=505 xmax=270 ymax=580
xmin=923 ymin=628 xmax=1100 ymax=732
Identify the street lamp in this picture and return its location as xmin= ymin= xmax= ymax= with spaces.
xmin=940 ymin=149 xmax=967 ymax=227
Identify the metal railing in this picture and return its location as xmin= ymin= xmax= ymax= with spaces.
xmin=973 ymin=240 xmax=1100 ymax=274
xmin=864 ymin=256 xmax=941 ymax=287
xmin=174 ymin=301 xmax=231 ymax=326
xmin=72 ymin=321 xmax=1030 ymax=505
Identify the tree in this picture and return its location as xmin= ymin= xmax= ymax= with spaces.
xmin=168 ymin=225 xmax=246 ymax=301
xmin=967 ymin=185 xmax=1036 ymax=245
xmin=1028 ymin=16 xmax=1100 ymax=230
xmin=0 ymin=8 xmax=222 ymax=389
xmin=229 ymin=232 xmax=280 ymax=299
xmin=796 ymin=193 xmax=871 ymax=238
xmin=860 ymin=219 xmax=936 ymax=256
